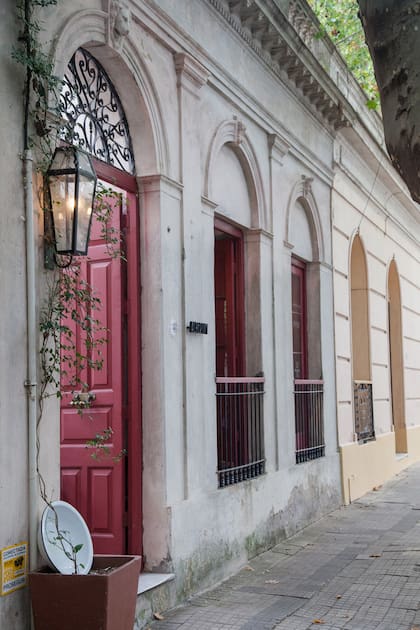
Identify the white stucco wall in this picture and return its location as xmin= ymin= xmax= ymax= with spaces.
xmin=333 ymin=132 xmax=420 ymax=503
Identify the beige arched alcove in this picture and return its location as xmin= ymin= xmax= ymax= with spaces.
xmin=350 ymin=234 xmax=371 ymax=382
xmin=350 ymin=233 xmax=375 ymax=442
xmin=388 ymin=259 xmax=407 ymax=454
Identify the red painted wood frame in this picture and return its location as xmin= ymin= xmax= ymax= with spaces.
xmin=214 ymin=217 xmax=245 ymax=377
xmin=291 ymin=256 xmax=308 ymax=380
xmin=94 ymin=159 xmax=142 ymax=557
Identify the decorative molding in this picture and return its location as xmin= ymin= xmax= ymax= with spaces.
xmin=201 ymin=195 xmax=219 ymax=216
xmin=285 ymin=175 xmax=325 ymax=262
xmin=319 ymin=260 xmax=333 ymax=271
xmin=288 ymin=0 xmax=317 ymax=47
xmin=207 ymin=0 xmax=351 ymax=131
xmin=268 ymin=133 xmax=290 ymax=165
xmin=137 ymin=174 xmax=183 ymax=198
xmin=204 ymin=118 xmax=268 ymax=230
xmin=301 ymin=174 xmax=313 ymax=198
xmin=174 ymin=52 xmax=210 ymax=97
xmin=52 ymin=9 xmax=107 ymax=79
xmin=246 ymin=227 xmax=274 ymax=241
xmin=232 ymin=116 xmax=247 ymax=146
xmin=109 ymin=0 xmax=131 ymax=51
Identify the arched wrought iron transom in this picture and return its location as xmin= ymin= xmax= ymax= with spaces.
xmin=60 ymin=48 xmax=135 ymax=174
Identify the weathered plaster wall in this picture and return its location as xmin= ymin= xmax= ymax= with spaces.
xmin=136 ymin=0 xmax=342 ymax=599
xmin=170 ymin=455 xmax=341 ymax=600
xmin=0 ymin=1 xmax=31 ymax=627
xmin=3 ymin=0 xmax=399 ymax=627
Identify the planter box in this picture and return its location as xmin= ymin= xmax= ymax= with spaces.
xmin=29 ymin=555 xmax=141 ymax=630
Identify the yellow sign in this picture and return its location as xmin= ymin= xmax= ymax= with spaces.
xmin=1 ymin=543 xmax=28 ymax=595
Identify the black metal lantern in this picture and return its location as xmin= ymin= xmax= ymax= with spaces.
xmin=47 ymin=147 xmax=97 ymax=256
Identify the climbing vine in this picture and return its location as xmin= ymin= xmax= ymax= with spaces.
xmin=13 ymin=1 xmax=126 ymax=571
xmin=38 ymin=185 xmax=127 ymax=468
xmin=13 ymin=0 xmax=61 ymax=162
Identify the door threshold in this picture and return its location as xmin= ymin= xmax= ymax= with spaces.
xmin=137 ymin=572 xmax=175 ymax=595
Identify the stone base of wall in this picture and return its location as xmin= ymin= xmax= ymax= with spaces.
xmin=340 ymin=426 xmax=420 ymax=503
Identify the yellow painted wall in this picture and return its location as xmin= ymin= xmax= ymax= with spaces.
xmin=340 ymin=427 xmax=420 ymax=504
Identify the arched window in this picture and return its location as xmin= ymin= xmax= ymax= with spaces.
xmin=211 ymin=138 xmax=265 ymax=488
xmin=350 ymin=234 xmax=374 ymax=442
xmin=289 ymin=198 xmax=324 ymax=464
xmin=388 ymin=260 xmax=406 ymax=453
xmin=59 ymin=47 xmax=135 ymax=173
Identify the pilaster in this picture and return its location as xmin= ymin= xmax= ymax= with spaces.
xmin=174 ymin=52 xmax=213 ymax=498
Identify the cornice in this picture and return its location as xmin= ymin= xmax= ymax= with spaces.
xmin=207 ymin=0 xmax=352 ymax=131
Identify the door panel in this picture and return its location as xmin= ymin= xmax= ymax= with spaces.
xmin=60 ymin=186 xmax=125 ymax=554
xmin=215 ymin=238 xmax=235 ymax=377
xmin=291 ymin=260 xmax=307 ymax=380
xmin=214 ymin=228 xmax=245 ymax=377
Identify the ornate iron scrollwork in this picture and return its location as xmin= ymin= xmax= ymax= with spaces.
xmin=60 ymin=48 xmax=135 ymax=174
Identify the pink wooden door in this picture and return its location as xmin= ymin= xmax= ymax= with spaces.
xmin=60 ymin=185 xmax=125 ymax=554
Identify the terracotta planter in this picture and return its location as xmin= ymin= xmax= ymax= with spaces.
xmin=29 ymin=555 xmax=141 ymax=630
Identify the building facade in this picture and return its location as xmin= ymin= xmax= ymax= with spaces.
xmin=1 ymin=1 xmax=420 ymax=628
xmin=333 ymin=119 xmax=420 ymax=503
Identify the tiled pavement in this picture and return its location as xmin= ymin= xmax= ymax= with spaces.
xmin=149 ymin=463 xmax=420 ymax=630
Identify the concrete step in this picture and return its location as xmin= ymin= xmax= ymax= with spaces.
xmin=134 ymin=572 xmax=175 ymax=629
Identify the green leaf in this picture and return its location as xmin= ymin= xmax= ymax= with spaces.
xmin=307 ymin=0 xmax=379 ymax=109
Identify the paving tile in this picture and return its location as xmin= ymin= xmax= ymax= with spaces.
xmin=149 ymin=464 xmax=420 ymax=630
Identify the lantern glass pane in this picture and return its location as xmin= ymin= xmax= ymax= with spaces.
xmin=76 ymin=175 xmax=95 ymax=253
xmin=50 ymin=174 xmax=75 ymax=253
xmin=51 ymin=147 xmax=75 ymax=171
xmin=77 ymin=151 xmax=95 ymax=177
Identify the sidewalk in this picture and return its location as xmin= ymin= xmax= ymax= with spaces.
xmin=149 ymin=463 xmax=420 ymax=630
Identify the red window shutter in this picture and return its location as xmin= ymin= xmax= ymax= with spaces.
xmin=291 ymin=258 xmax=307 ymax=380
xmin=214 ymin=219 xmax=245 ymax=377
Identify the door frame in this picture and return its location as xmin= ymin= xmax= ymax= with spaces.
xmin=93 ymin=159 xmax=142 ymax=556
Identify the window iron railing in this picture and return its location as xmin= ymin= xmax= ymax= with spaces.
xmin=354 ymin=380 xmax=375 ymax=443
xmin=216 ymin=376 xmax=265 ymax=487
xmin=294 ymin=379 xmax=325 ymax=464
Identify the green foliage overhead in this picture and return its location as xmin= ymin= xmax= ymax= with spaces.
xmin=307 ymin=0 xmax=379 ymax=109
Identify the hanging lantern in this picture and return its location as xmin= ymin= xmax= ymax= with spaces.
xmin=46 ymin=147 xmax=97 ymax=256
